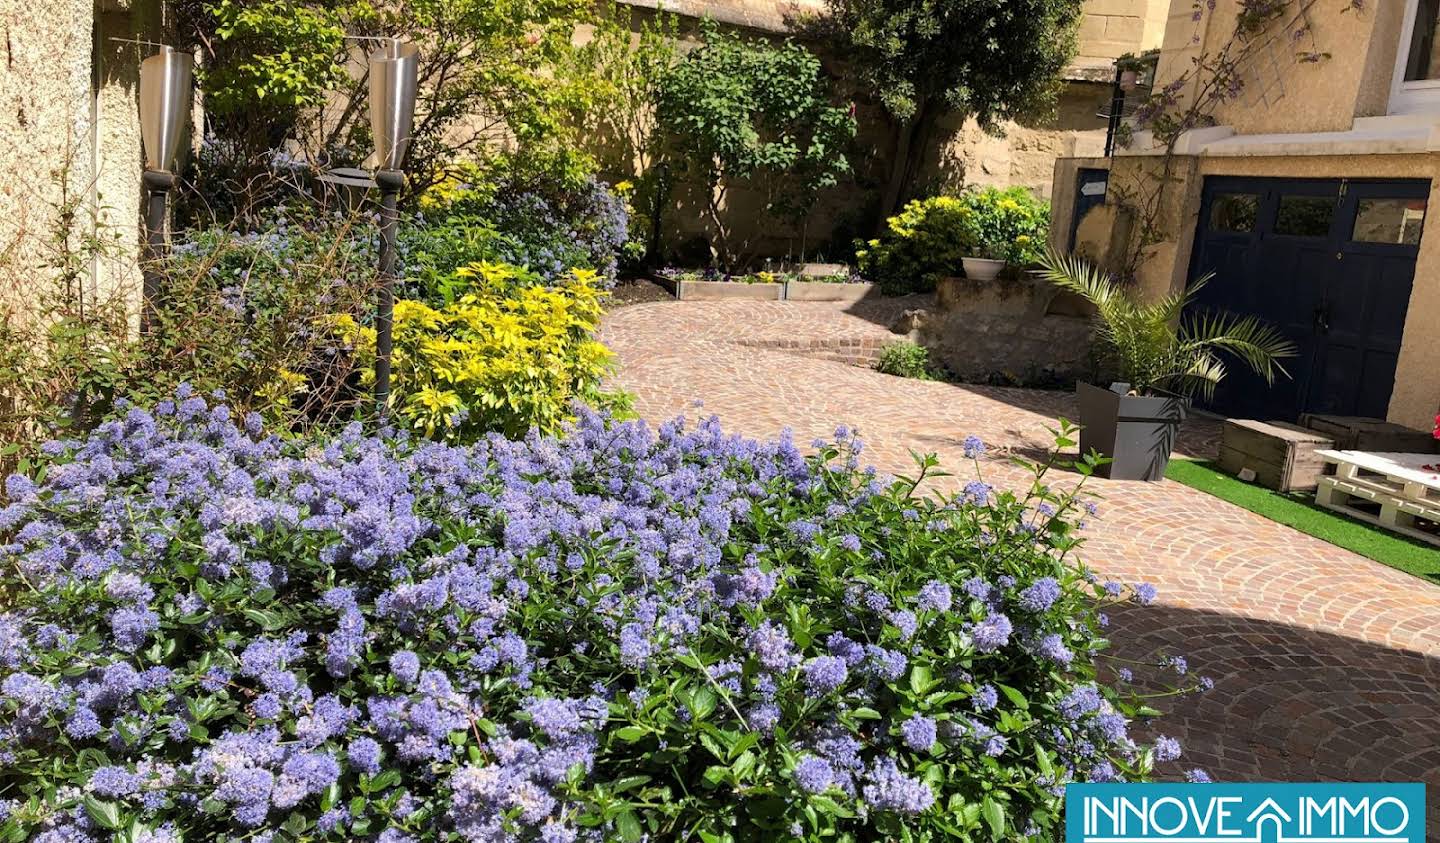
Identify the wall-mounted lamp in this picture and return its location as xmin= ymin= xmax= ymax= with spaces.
xmin=137 ymin=44 xmax=193 ymax=335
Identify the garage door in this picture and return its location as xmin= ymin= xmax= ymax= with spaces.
xmin=1187 ymin=176 xmax=1427 ymax=422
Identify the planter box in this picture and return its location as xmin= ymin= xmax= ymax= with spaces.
xmin=1219 ymin=419 xmax=1334 ymax=492
xmin=1077 ymin=382 xmax=1187 ymax=482
xmin=784 ymin=280 xmax=876 ymax=302
xmin=796 ymin=262 xmax=849 ymax=278
xmin=658 ymin=278 xmax=785 ymax=301
xmin=1297 ymin=414 xmax=1439 ymax=454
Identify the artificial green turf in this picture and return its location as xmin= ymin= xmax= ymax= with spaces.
xmin=1164 ymin=458 xmax=1440 ymax=584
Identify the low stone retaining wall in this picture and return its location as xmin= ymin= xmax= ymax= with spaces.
xmin=898 ymin=273 xmax=1095 ymax=384
xmin=674 ymin=279 xmax=784 ymax=300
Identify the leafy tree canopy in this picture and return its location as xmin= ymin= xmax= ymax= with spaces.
xmin=655 ymin=21 xmax=856 ymax=268
xmin=823 ymin=0 xmax=1084 ymax=128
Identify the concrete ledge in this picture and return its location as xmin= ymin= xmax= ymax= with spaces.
xmin=678 ymin=280 xmax=785 ymax=301
xmin=784 ymin=281 xmax=876 ymax=302
xmin=1115 ymin=116 xmax=1440 ymax=158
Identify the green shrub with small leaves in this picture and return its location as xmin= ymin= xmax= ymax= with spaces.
xmin=875 ymin=341 xmax=940 ymax=380
xmin=855 ymin=197 xmax=973 ymax=295
xmin=958 ymin=187 xmax=1050 ymax=266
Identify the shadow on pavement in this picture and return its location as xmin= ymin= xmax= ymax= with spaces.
xmin=1105 ymin=601 xmax=1440 ymax=837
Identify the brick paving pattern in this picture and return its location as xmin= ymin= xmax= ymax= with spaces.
xmin=603 ymin=298 xmax=1440 ymax=832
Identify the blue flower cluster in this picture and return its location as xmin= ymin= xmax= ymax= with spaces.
xmin=404 ymin=177 xmax=631 ymax=295
xmin=0 ymin=394 xmax=1197 ymax=841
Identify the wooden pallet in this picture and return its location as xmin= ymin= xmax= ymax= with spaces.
xmin=1314 ymin=450 xmax=1440 ymax=547
xmin=1316 ymin=450 xmax=1440 ymax=504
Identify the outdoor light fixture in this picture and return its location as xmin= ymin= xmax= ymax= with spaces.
xmin=366 ymin=39 xmax=420 ymax=419
xmin=137 ymin=44 xmax=193 ymax=334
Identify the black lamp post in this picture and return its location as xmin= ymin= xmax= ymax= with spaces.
xmin=138 ymin=45 xmax=193 ymax=334
xmin=366 ymin=40 xmax=419 ymax=420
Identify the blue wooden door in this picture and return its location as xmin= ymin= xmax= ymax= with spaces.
xmin=1187 ymin=177 xmax=1427 ymax=421
xmin=1069 ymin=168 xmax=1109 ymax=250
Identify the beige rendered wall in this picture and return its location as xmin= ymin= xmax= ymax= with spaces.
xmin=1061 ymin=150 xmax=1440 ymax=430
xmin=1151 ymin=0 xmax=1407 ymax=134
xmin=0 ymin=0 xmax=157 ymax=324
xmin=604 ymin=0 xmax=1165 ymax=261
xmin=1075 ymin=0 xmax=1170 ymax=68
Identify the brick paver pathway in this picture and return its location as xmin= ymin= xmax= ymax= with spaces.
xmin=603 ymin=298 xmax=1440 ymax=830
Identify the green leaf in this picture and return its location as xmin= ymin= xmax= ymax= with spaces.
xmin=613 ymin=725 xmax=650 ymax=742
xmin=982 ymin=796 xmax=1006 ymax=840
xmin=610 ymin=775 xmax=651 ymax=794
xmin=242 ymin=608 xmax=286 ymax=630
xmin=369 ymin=770 xmax=401 ymax=791
xmin=83 ymin=796 xmax=122 ymax=830
xmin=909 ymin=664 xmax=933 ymax=695
xmin=688 ymin=685 xmax=718 ymax=721
xmin=616 ymin=810 xmax=644 ymax=842
xmin=997 ymin=684 xmax=1029 ymax=710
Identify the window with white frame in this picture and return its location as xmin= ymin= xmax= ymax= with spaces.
xmin=1391 ymin=0 xmax=1440 ymax=113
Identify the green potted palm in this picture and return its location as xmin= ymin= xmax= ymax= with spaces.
xmin=1040 ymin=251 xmax=1298 ymax=481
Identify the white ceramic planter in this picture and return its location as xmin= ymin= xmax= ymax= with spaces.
xmin=961 ymin=257 xmax=1006 ymax=282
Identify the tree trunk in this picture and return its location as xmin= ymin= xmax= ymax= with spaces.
xmin=874 ymin=98 xmax=939 ymax=232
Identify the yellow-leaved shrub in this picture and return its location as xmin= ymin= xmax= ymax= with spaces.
xmin=334 ymin=265 xmax=629 ymax=440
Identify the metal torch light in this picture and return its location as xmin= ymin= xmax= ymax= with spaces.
xmin=138 ymin=44 xmax=193 ymax=334
xmin=366 ymin=39 xmax=419 ymax=420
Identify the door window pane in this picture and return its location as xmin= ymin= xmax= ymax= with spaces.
xmin=1352 ymin=198 xmax=1428 ymax=245
xmin=1209 ymin=193 xmax=1258 ymax=232
xmin=1405 ymin=0 xmax=1440 ymax=82
xmin=1274 ymin=195 xmax=1334 ymax=237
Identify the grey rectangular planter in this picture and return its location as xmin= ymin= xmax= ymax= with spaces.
xmin=677 ymin=279 xmax=784 ymax=301
xmin=784 ymin=281 xmax=876 ymax=302
xmin=1077 ymin=382 xmax=1187 ymax=482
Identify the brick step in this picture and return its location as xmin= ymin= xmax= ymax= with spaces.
xmin=735 ymin=337 xmax=891 ymax=366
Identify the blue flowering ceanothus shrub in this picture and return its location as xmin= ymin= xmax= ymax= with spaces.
xmin=0 ymin=393 xmax=1201 ymax=842
xmin=402 ymin=177 xmax=632 ymax=299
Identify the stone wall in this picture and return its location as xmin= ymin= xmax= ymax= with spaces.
xmin=900 ymin=275 xmax=1095 ymax=385
xmin=609 ymin=0 xmax=1165 ymax=263
xmin=0 ymin=0 xmax=162 ymax=324
xmin=1075 ymin=0 xmax=1169 ymax=68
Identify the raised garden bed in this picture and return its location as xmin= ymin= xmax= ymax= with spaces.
xmin=785 ymin=279 xmax=876 ymax=301
xmin=652 ymin=267 xmax=875 ymax=302
xmin=656 ymin=276 xmax=785 ymax=300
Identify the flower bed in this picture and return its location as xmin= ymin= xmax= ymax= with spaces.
xmin=0 ymin=397 xmax=1197 ymax=842
xmin=653 ymin=268 xmax=875 ymax=302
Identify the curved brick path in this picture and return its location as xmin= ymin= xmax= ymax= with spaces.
xmin=603 ymin=298 xmax=1440 ymax=830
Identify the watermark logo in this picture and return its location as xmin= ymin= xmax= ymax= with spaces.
xmin=1066 ymin=783 xmax=1425 ymax=843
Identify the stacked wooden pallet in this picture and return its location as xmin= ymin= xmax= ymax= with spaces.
xmin=1315 ymin=450 xmax=1440 ymax=547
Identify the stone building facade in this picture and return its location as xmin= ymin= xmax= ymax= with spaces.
xmin=1050 ymin=0 xmax=1440 ymax=430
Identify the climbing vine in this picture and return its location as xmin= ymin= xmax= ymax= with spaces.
xmin=1107 ymin=0 xmax=1367 ymax=277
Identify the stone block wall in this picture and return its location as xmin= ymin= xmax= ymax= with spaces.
xmin=1075 ymin=0 xmax=1169 ymax=67
xmin=906 ymin=276 xmax=1096 ymax=385
xmin=920 ymin=311 xmax=1094 ymax=385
